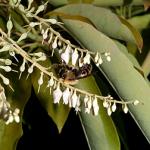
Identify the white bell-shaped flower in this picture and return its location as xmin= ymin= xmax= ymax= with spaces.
xmin=123 ymin=104 xmax=128 ymax=114
xmin=63 ymin=88 xmax=70 ymax=105
xmin=85 ymin=98 xmax=92 ymax=114
xmin=84 ymin=95 xmax=89 ymax=107
xmin=92 ymin=97 xmax=99 ymax=116
xmin=107 ymin=106 xmax=112 ymax=116
xmin=61 ymin=45 xmax=71 ymax=64
xmin=53 ymin=84 xmax=62 ymax=104
xmin=103 ymin=100 xmax=109 ymax=108
xmin=133 ymin=100 xmax=139 ymax=105
xmin=71 ymin=90 xmax=78 ymax=108
xmin=83 ymin=52 xmax=90 ymax=64
xmin=79 ymin=57 xmax=84 ymax=67
xmin=94 ymin=52 xmax=99 ymax=63
xmin=112 ymin=102 xmax=117 ymax=112
xmin=75 ymin=95 xmax=81 ymax=113
xmin=72 ymin=49 xmax=79 ymax=66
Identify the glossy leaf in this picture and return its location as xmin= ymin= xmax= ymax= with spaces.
xmin=60 ymin=19 xmax=150 ymax=142
xmin=76 ymin=76 xmax=120 ymax=150
xmin=128 ymin=14 xmax=150 ymax=31
xmin=119 ymin=16 xmax=143 ymax=51
xmin=68 ymin=0 xmax=94 ymax=3
xmin=0 ymin=72 xmax=31 ymax=150
xmin=114 ymin=40 xmax=143 ymax=72
xmin=49 ymin=0 xmax=143 ymax=6
xmin=47 ymin=11 xmax=96 ymax=27
xmin=54 ymin=4 xmax=137 ymax=46
xmin=31 ymin=55 xmax=70 ymax=133
xmin=142 ymin=51 xmax=150 ymax=77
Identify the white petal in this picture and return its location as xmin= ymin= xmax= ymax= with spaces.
xmin=79 ymin=57 xmax=83 ymax=67
xmin=75 ymin=96 xmax=81 ymax=113
xmin=107 ymin=106 xmax=112 ymax=116
xmin=53 ymin=85 xmax=62 ymax=104
xmin=71 ymin=91 xmax=78 ymax=108
xmin=84 ymin=95 xmax=89 ymax=107
xmin=123 ymin=104 xmax=128 ymax=114
xmin=72 ymin=49 xmax=78 ymax=66
xmin=14 ymin=115 xmax=20 ymax=123
xmin=103 ymin=100 xmax=109 ymax=108
xmin=112 ymin=102 xmax=116 ymax=112
xmin=98 ymin=56 xmax=103 ymax=65
xmin=133 ymin=100 xmax=139 ymax=105
xmin=43 ymin=28 xmax=49 ymax=40
xmin=85 ymin=107 xmax=91 ymax=114
xmin=65 ymin=44 xmax=71 ymax=54
xmin=92 ymin=97 xmax=98 ymax=107
xmin=94 ymin=52 xmax=99 ymax=63
xmin=92 ymin=97 xmax=99 ymax=115
xmin=61 ymin=52 xmax=70 ymax=64
xmin=93 ymin=105 xmax=99 ymax=116
xmin=106 ymin=56 xmax=111 ymax=62
xmin=52 ymin=36 xmax=58 ymax=49
xmin=83 ymin=53 xmax=90 ymax=64
xmin=63 ymin=88 xmax=70 ymax=105
xmin=87 ymin=98 xmax=92 ymax=110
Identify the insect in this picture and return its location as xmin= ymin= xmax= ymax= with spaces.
xmin=54 ymin=63 xmax=92 ymax=85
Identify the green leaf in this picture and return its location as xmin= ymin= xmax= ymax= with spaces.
xmin=68 ymin=0 xmax=94 ymax=3
xmin=54 ymin=4 xmax=137 ymax=46
xmin=142 ymin=51 xmax=150 ymax=77
xmin=49 ymin=0 xmax=142 ymax=6
xmin=47 ymin=11 xmax=96 ymax=27
xmin=114 ymin=40 xmax=145 ymax=77
xmin=0 ymin=72 xmax=31 ymax=150
xmin=60 ymin=19 xmax=150 ymax=143
xmin=76 ymin=77 xmax=120 ymax=150
xmin=118 ymin=16 xmax=143 ymax=52
xmin=31 ymin=56 xmax=70 ymax=133
xmin=128 ymin=14 xmax=150 ymax=31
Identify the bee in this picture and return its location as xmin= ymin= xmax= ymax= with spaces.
xmin=54 ymin=63 xmax=92 ymax=85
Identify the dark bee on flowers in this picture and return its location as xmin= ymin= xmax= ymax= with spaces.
xmin=54 ymin=63 xmax=92 ymax=85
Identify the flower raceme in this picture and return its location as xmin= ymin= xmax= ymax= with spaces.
xmin=0 ymin=0 xmax=141 ymax=126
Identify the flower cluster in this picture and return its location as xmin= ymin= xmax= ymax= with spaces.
xmin=39 ymin=25 xmax=111 ymax=67
xmin=52 ymin=82 xmax=140 ymax=115
xmin=14 ymin=0 xmax=112 ymax=68
xmin=36 ymin=71 xmax=140 ymax=116
xmin=0 ymin=84 xmax=20 ymax=124
xmin=0 ymin=0 xmax=140 ymax=122
xmin=0 ymin=39 xmax=18 ymax=89
xmin=52 ymin=83 xmax=100 ymax=115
